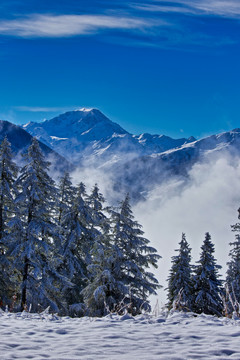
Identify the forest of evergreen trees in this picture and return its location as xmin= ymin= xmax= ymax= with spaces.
xmin=1 ymin=136 xmax=240 ymax=318
xmin=0 ymin=137 xmax=160 ymax=316
xmin=167 ymin=230 xmax=240 ymax=318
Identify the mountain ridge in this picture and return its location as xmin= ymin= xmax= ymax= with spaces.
xmin=0 ymin=120 xmax=72 ymax=172
xmin=23 ymin=108 xmax=196 ymax=165
xmin=1 ymin=108 xmax=239 ymax=200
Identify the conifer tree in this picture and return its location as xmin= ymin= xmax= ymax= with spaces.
xmin=57 ymin=172 xmax=75 ymax=227
xmin=225 ymin=210 xmax=240 ymax=315
xmin=193 ymin=232 xmax=223 ymax=316
xmin=167 ymin=233 xmax=193 ymax=311
xmin=9 ymin=138 xmax=66 ymax=312
xmin=82 ymin=225 xmax=118 ymax=316
xmin=82 ymin=185 xmax=126 ymax=316
xmin=60 ymin=182 xmax=94 ymax=305
xmin=0 ymin=137 xmax=18 ymax=303
xmin=226 ymin=234 xmax=240 ymax=314
xmin=112 ymin=194 xmax=161 ymax=315
xmin=87 ymin=184 xmax=108 ymax=230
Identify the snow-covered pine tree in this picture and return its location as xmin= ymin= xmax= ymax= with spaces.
xmin=82 ymin=184 xmax=126 ymax=316
xmin=87 ymin=184 xmax=108 ymax=231
xmin=226 ymin=234 xmax=240 ymax=315
xmin=60 ymin=182 xmax=94 ymax=306
xmin=0 ymin=137 xmax=18 ymax=303
xmin=9 ymin=138 xmax=67 ymax=312
xmin=112 ymin=194 xmax=161 ymax=315
xmin=193 ymin=232 xmax=223 ymax=316
xmin=57 ymin=172 xmax=75 ymax=227
xmin=225 ymin=210 xmax=240 ymax=315
xmin=82 ymin=237 xmax=127 ymax=316
xmin=166 ymin=233 xmax=193 ymax=311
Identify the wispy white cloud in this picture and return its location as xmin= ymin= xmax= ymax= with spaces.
xmin=14 ymin=106 xmax=71 ymax=112
xmin=0 ymin=3 xmax=236 ymax=48
xmin=132 ymin=0 xmax=240 ymax=19
xmin=183 ymin=0 xmax=240 ymax=18
xmin=132 ymin=3 xmax=194 ymax=15
xmin=127 ymin=0 xmax=240 ymax=48
xmin=0 ymin=14 xmax=162 ymax=38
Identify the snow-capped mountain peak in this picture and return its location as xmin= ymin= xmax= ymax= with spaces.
xmin=2 ymin=108 xmax=240 ymax=200
xmin=23 ymin=108 xmax=198 ymax=165
xmin=22 ymin=108 xmax=240 ymax=192
xmin=25 ymin=109 xmax=127 ymax=138
xmin=75 ymin=107 xmax=93 ymax=112
xmin=22 ymin=109 xmax=202 ymax=166
xmin=23 ymin=109 xmax=130 ymax=163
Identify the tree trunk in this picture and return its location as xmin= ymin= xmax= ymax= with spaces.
xmin=21 ymin=206 xmax=32 ymax=311
xmin=0 ymin=194 xmax=3 ymax=253
xmin=21 ymin=257 xmax=29 ymax=311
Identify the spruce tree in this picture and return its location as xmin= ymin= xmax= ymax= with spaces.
xmin=60 ymin=182 xmax=94 ymax=306
xmin=0 ymin=137 xmax=18 ymax=303
xmin=112 ymin=194 xmax=161 ymax=315
xmin=81 ymin=226 xmax=122 ymax=316
xmin=193 ymin=232 xmax=223 ymax=316
xmin=57 ymin=172 xmax=75 ymax=227
xmin=226 ymin=235 xmax=240 ymax=315
xmin=225 ymin=211 xmax=240 ymax=315
xmin=87 ymin=184 xmax=108 ymax=231
xmin=9 ymin=138 xmax=66 ymax=312
xmin=82 ymin=185 xmax=127 ymax=316
xmin=167 ymin=233 xmax=193 ymax=311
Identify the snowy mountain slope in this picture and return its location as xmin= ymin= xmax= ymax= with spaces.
xmin=23 ymin=108 xmax=132 ymax=164
xmin=134 ymin=133 xmax=196 ymax=154
xmin=0 ymin=120 xmax=71 ymax=171
xmin=24 ymin=108 xmax=127 ymax=141
xmin=116 ymin=128 xmax=240 ymax=196
xmin=21 ymin=108 xmax=240 ymax=198
xmin=23 ymin=109 xmax=194 ymax=165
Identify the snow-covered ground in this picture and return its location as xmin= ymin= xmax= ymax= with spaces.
xmin=1 ymin=310 xmax=240 ymax=359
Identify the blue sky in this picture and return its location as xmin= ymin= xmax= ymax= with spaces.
xmin=0 ymin=0 xmax=240 ymax=138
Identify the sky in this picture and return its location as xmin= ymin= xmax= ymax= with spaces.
xmin=0 ymin=0 xmax=240 ymax=138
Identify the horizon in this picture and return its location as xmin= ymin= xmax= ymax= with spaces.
xmin=1 ymin=106 xmax=240 ymax=141
xmin=0 ymin=1 xmax=239 ymax=139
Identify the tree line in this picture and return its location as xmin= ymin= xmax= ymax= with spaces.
xmin=0 ymin=137 xmax=160 ymax=316
xmin=167 ymin=229 xmax=240 ymax=318
xmin=1 ymin=136 xmax=240 ymax=318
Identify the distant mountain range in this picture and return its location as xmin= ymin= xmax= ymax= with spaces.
xmin=115 ymin=127 xmax=240 ymax=196
xmin=1 ymin=108 xmax=240 ymax=199
xmin=23 ymin=108 xmax=195 ymax=166
xmin=0 ymin=120 xmax=71 ymax=172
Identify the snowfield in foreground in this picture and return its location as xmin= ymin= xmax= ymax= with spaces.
xmin=1 ymin=311 xmax=240 ymax=360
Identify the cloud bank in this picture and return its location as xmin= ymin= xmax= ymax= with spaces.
xmin=134 ymin=153 xmax=240 ymax=303
xmin=68 ymin=151 xmax=240 ymax=306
